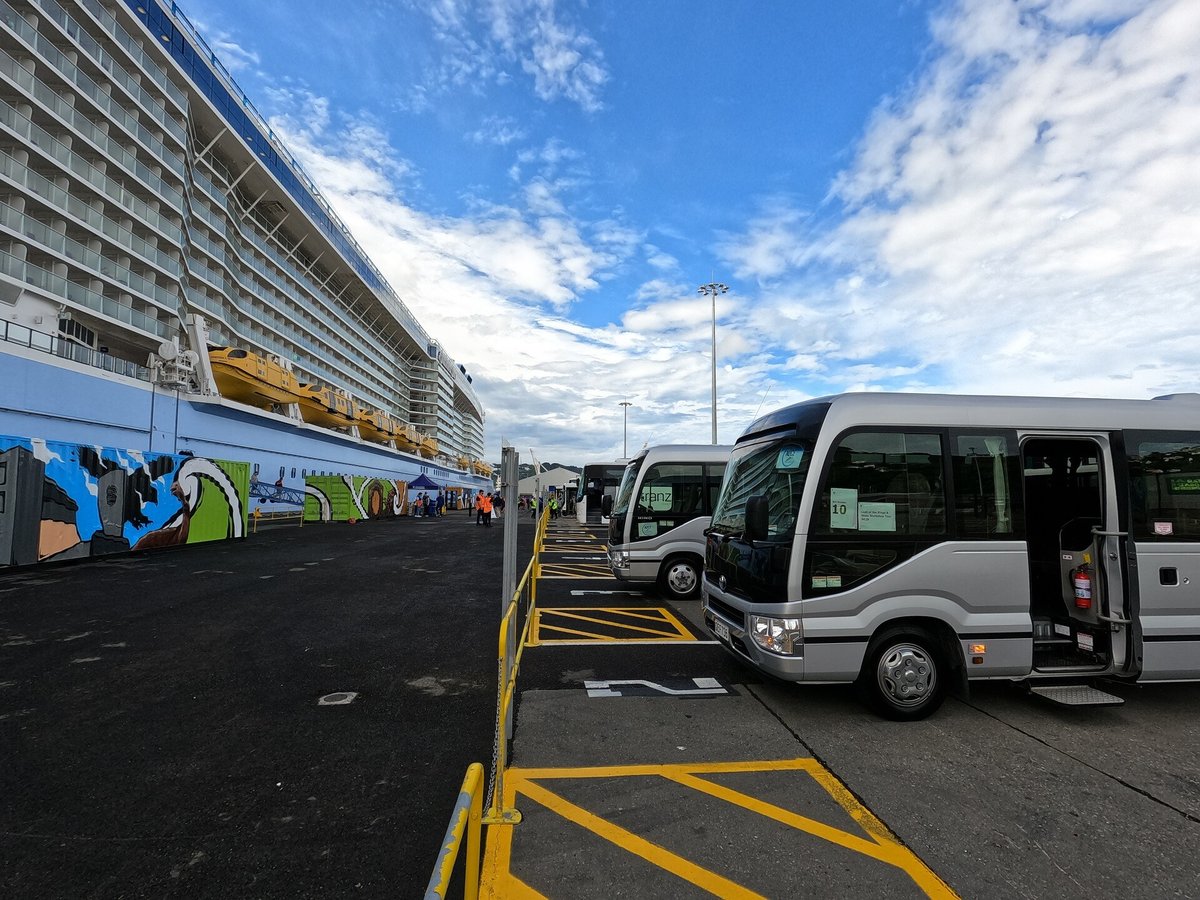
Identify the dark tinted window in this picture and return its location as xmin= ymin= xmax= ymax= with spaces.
xmin=1127 ymin=431 xmax=1200 ymax=540
xmin=815 ymin=432 xmax=946 ymax=536
xmin=951 ymin=431 xmax=1021 ymax=537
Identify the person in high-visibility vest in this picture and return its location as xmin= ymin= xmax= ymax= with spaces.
xmin=480 ymin=492 xmax=494 ymax=528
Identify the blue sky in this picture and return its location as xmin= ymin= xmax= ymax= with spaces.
xmin=184 ymin=0 xmax=1200 ymax=463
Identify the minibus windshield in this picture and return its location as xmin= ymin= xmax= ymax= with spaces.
xmin=710 ymin=440 xmax=813 ymax=542
xmin=611 ymin=458 xmax=643 ymax=517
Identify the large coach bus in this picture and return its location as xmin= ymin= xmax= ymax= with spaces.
xmin=702 ymin=391 xmax=1200 ymax=720
xmin=575 ymin=460 xmax=626 ymax=525
xmin=605 ymin=444 xmax=731 ymax=600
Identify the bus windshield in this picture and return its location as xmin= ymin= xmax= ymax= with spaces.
xmin=611 ymin=458 xmax=643 ymax=517
xmin=710 ymin=440 xmax=813 ymax=542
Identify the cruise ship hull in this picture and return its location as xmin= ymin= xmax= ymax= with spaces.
xmin=0 ymin=347 xmax=491 ymax=506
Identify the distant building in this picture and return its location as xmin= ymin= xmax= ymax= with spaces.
xmin=517 ymin=467 xmax=582 ymax=498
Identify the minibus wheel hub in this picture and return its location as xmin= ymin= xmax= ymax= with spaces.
xmin=877 ymin=644 xmax=936 ymax=706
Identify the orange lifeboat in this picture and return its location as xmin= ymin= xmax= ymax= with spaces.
xmin=296 ymin=383 xmax=355 ymax=429
xmin=354 ymin=405 xmax=400 ymax=443
xmin=209 ymin=347 xmax=300 ymax=409
xmin=394 ymin=423 xmax=421 ymax=453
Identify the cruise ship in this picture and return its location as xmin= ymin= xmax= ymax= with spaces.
xmin=0 ymin=0 xmax=493 ymax=513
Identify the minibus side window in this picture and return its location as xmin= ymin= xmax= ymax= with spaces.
xmin=1127 ymin=431 xmax=1200 ymax=540
xmin=815 ymin=432 xmax=946 ymax=536
xmin=951 ymin=431 xmax=1021 ymax=537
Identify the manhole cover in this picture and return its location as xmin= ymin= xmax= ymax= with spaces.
xmin=317 ymin=692 xmax=358 ymax=706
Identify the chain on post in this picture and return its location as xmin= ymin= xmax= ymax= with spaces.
xmin=484 ymin=653 xmax=504 ymax=816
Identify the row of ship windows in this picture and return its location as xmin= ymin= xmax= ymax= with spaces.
xmin=41 ymin=0 xmax=445 ymax=391
xmin=2 ymin=138 xmax=407 ymax=404
xmin=10 ymin=5 xmax=451 ymax=415
xmin=5 ymin=18 xmax=402 ymax=382
xmin=14 ymin=1 xmax=436 ymax=374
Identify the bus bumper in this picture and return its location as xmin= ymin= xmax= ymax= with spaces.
xmin=607 ymin=549 xmax=657 ymax=584
xmin=701 ymin=582 xmax=806 ymax=679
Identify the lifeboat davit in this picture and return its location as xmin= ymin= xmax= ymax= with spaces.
xmin=296 ymin=383 xmax=356 ymax=429
xmin=209 ymin=347 xmax=300 ymax=409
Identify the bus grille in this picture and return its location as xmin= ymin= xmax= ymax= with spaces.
xmin=706 ymin=596 xmax=744 ymax=630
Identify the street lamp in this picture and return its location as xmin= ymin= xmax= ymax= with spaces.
xmin=619 ymin=400 xmax=631 ymax=457
xmin=697 ymin=282 xmax=728 ymax=444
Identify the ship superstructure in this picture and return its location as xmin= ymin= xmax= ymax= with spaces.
xmin=0 ymin=0 xmax=485 ymax=466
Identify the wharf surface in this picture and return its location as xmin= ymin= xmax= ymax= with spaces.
xmin=5 ymin=512 xmax=1200 ymax=898
xmin=1 ymin=509 xmax=529 ymax=898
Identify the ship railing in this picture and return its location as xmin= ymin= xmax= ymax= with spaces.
xmin=0 ymin=319 xmax=151 ymax=381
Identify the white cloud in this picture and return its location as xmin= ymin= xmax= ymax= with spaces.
xmin=417 ymin=0 xmax=608 ymax=113
xmin=465 ymin=115 xmax=528 ymax=146
xmin=722 ymin=0 xmax=1200 ymax=402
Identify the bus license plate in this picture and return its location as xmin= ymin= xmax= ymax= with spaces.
xmin=714 ymin=619 xmax=730 ymax=643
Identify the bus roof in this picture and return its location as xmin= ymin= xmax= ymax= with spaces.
xmin=739 ymin=391 xmax=1200 ymax=443
xmin=627 ymin=443 xmax=733 ymax=464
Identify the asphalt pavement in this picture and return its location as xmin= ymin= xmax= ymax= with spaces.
xmin=0 ymin=510 xmax=533 ymax=899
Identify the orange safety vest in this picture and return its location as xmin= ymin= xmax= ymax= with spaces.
xmin=480 ymin=495 xmax=493 ymax=514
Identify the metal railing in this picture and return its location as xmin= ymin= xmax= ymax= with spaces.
xmin=428 ymin=503 xmax=549 ymax=896
xmin=424 ymin=763 xmax=484 ymax=900
xmin=0 ymin=318 xmax=151 ymax=380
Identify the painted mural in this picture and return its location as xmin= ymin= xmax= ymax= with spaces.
xmin=304 ymin=475 xmax=408 ymax=523
xmin=0 ymin=434 xmax=248 ymax=568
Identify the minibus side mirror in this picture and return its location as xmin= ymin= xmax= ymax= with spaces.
xmin=745 ymin=495 xmax=769 ymax=543
xmin=601 ymin=494 xmax=613 ymax=517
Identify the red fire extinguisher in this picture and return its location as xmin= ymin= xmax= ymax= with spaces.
xmin=1073 ymin=567 xmax=1092 ymax=609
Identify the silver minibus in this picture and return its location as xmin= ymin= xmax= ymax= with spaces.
xmin=703 ymin=391 xmax=1200 ymax=719
xmin=606 ymin=444 xmax=730 ymax=599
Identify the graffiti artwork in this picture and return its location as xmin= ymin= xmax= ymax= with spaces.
xmin=304 ymin=475 xmax=408 ymax=523
xmin=0 ymin=435 xmax=248 ymax=568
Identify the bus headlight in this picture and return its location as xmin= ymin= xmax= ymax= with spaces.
xmin=610 ymin=550 xmax=629 ymax=569
xmin=749 ymin=616 xmax=802 ymax=655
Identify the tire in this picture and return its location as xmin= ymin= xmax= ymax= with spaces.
xmin=858 ymin=629 xmax=946 ymax=721
xmin=659 ymin=555 xmax=701 ymax=601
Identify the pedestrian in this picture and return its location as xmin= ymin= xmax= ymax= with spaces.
xmin=476 ymin=489 xmax=486 ymax=526
xmin=436 ymin=491 xmax=445 ymax=517
xmin=414 ymin=494 xmax=424 ymax=517
xmin=493 ymin=492 xmax=503 ymax=520
xmin=530 ymin=496 xmax=539 ymax=520
xmin=480 ymin=491 xmax=493 ymax=527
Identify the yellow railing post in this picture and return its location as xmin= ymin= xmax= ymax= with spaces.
xmin=425 ymin=762 xmax=484 ymax=900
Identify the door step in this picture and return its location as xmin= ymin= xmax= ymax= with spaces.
xmin=1029 ymin=684 xmax=1125 ymax=707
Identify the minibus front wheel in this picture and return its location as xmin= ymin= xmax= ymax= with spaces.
xmin=858 ymin=627 xmax=947 ymax=721
xmin=659 ymin=554 xmax=701 ymax=600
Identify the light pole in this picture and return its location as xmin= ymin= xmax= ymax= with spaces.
xmin=619 ymin=400 xmax=631 ymax=457
xmin=697 ymin=282 xmax=728 ymax=444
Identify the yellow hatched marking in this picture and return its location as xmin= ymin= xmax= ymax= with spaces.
xmin=481 ymin=760 xmax=958 ymax=899
xmin=518 ymin=779 xmax=762 ymax=899
xmin=534 ymin=607 xmax=695 ymax=643
xmin=538 ymin=562 xmax=612 ymax=578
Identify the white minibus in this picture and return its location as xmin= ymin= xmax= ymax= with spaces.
xmin=575 ymin=460 xmax=626 ymax=526
xmin=703 ymin=391 xmax=1200 ymax=719
xmin=605 ymin=444 xmax=731 ymax=600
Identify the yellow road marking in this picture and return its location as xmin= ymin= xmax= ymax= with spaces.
xmin=538 ymin=562 xmax=614 ymax=578
xmin=518 ymin=779 xmax=763 ymax=900
xmin=481 ymin=760 xmax=958 ymax=899
xmin=534 ymin=607 xmax=695 ymax=643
